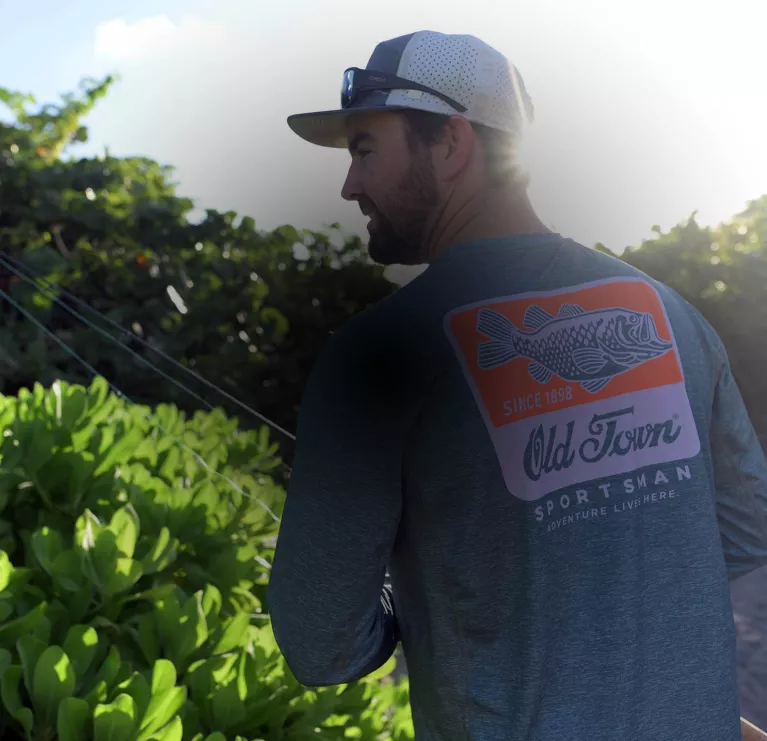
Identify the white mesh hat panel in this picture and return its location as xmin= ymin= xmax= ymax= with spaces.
xmin=385 ymin=31 xmax=532 ymax=135
xmin=286 ymin=29 xmax=534 ymax=148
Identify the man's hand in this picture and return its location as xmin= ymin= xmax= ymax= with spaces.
xmin=742 ymin=717 xmax=767 ymax=741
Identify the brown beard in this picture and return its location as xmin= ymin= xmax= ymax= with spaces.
xmin=364 ymin=146 xmax=439 ymax=266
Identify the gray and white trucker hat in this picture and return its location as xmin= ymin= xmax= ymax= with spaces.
xmin=287 ymin=30 xmax=534 ymax=148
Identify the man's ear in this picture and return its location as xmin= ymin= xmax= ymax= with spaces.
xmin=434 ymin=115 xmax=476 ymax=181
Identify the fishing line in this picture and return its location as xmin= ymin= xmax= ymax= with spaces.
xmin=0 ymin=252 xmax=293 ymax=480
xmin=0 ymin=251 xmax=296 ymax=444
xmin=1 ymin=255 xmax=393 ymax=581
xmin=0 ymin=257 xmax=227 ymax=416
xmin=0 ymin=284 xmax=282 ymax=527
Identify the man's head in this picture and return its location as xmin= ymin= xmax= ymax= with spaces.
xmin=286 ymin=31 xmax=536 ymax=265
xmin=340 ymin=108 xmax=528 ymax=265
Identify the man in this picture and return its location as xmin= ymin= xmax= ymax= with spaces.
xmin=267 ymin=30 xmax=767 ymax=740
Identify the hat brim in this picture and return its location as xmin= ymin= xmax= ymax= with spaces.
xmin=287 ymin=105 xmax=416 ymax=148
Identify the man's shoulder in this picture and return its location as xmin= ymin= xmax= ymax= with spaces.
xmin=573 ymin=248 xmax=730 ymax=376
xmin=309 ymin=288 xmax=418 ymax=386
xmin=325 ymin=268 xmax=431 ymax=351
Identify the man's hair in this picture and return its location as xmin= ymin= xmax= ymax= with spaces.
xmin=399 ymin=109 xmax=530 ymax=189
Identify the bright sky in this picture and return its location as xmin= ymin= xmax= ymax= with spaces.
xmin=2 ymin=0 xmax=766 ymax=261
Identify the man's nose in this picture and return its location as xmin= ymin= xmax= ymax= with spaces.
xmin=341 ymin=163 xmax=362 ymax=202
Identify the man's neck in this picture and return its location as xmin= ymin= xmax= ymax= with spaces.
xmin=425 ymin=186 xmax=552 ymax=262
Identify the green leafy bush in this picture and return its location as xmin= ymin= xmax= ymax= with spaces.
xmin=0 ymin=75 xmax=396 ymax=470
xmin=0 ymin=378 xmax=413 ymax=740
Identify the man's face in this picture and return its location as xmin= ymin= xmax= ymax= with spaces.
xmin=341 ymin=112 xmax=439 ymax=266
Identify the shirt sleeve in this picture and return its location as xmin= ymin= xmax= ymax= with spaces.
xmin=266 ymin=315 xmax=419 ymax=687
xmin=706 ymin=322 xmax=767 ymax=581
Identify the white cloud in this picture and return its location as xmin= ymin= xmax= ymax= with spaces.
xmin=93 ymin=14 xmax=227 ymax=62
xmin=80 ymin=1 xmax=767 ymax=256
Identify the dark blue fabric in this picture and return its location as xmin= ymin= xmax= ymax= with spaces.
xmin=268 ymin=234 xmax=766 ymax=740
xmin=349 ymin=32 xmax=417 ymax=110
xmin=367 ymin=32 xmax=415 ymax=74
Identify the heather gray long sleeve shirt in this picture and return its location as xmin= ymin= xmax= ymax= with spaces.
xmin=267 ymin=233 xmax=767 ymax=741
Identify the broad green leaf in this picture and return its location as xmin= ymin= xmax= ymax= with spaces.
xmin=141 ymin=527 xmax=169 ymax=563
xmin=41 ymin=602 xmax=69 ymax=647
xmin=1 ymin=665 xmax=29 ymax=720
xmin=94 ymin=425 xmax=145 ymax=476
xmin=34 ymin=452 xmax=86 ymax=512
xmin=94 ymin=693 xmax=138 ymax=741
xmin=155 ymin=593 xmax=182 ymax=645
xmin=91 ymin=529 xmax=119 ymax=585
xmin=57 ymin=696 xmax=90 ymax=741
xmin=155 ymin=406 xmax=180 ymax=437
xmin=148 ymin=714 xmax=183 ymax=741
xmin=200 ymin=583 xmax=222 ymax=620
xmin=94 ymin=645 xmax=122 ymax=688
xmin=212 ymin=612 xmax=250 ymax=655
xmin=0 ymin=550 xmax=12 ymax=591
xmin=210 ymin=682 xmax=246 ymax=732
xmin=62 ymin=624 xmax=100 ymax=683
xmin=137 ymin=686 xmax=187 ymax=741
xmin=133 ymin=661 xmax=185 ymax=740
xmin=82 ymin=645 xmax=122 ymax=706
xmin=133 ymin=436 xmax=160 ymax=466
xmin=32 ymin=645 xmax=76 ymax=723
xmin=87 ymin=376 xmax=110 ymax=413
xmin=83 ymin=679 xmax=109 ymax=710
xmin=75 ymin=509 xmax=104 ymax=553
xmin=0 ymin=602 xmax=50 ymax=647
xmin=95 ymin=426 xmax=116 ymax=458
xmin=13 ymin=707 xmax=35 ymax=740
xmin=0 ymin=652 xmax=23 ymax=715
xmin=31 ymin=526 xmax=64 ymax=575
xmin=71 ymin=416 xmax=98 ymax=449
xmin=51 ymin=549 xmax=87 ymax=592
xmin=150 ymin=659 xmax=177 ymax=697
xmin=158 ymin=446 xmax=181 ymax=482
xmin=21 ymin=420 xmax=55 ymax=476
xmin=66 ymin=585 xmax=93 ymax=623
xmin=171 ymin=592 xmax=208 ymax=667
xmin=209 ymin=653 xmax=239 ymax=685
xmin=60 ymin=384 xmax=88 ymax=430
xmin=17 ymin=634 xmax=47 ymax=695
xmin=132 ymin=612 xmax=160 ymax=666
xmin=102 ymin=556 xmax=143 ymax=597
xmin=235 ymin=649 xmax=250 ymax=703
xmin=192 ymin=481 xmax=219 ymax=516
xmin=184 ymin=659 xmax=216 ymax=707
xmin=115 ymin=671 xmax=151 ymax=720
xmin=140 ymin=527 xmax=178 ymax=574
xmin=108 ymin=504 xmax=140 ymax=558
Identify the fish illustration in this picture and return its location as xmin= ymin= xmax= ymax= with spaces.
xmin=476 ymin=302 xmax=673 ymax=393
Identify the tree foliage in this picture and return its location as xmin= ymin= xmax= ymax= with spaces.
xmin=0 ymin=63 xmax=766 ymax=739
xmin=0 ymin=378 xmax=413 ymax=741
xmin=0 ymin=76 xmax=395 ymax=469
xmin=3 ymin=74 xmax=765 ymax=455
xmin=612 ymin=199 xmax=767 ymax=446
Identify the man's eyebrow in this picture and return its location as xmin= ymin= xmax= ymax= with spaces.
xmin=348 ymin=132 xmax=374 ymax=153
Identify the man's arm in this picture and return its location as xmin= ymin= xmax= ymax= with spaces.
xmin=266 ymin=318 xmax=414 ymax=686
xmin=707 ymin=327 xmax=767 ymax=581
